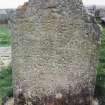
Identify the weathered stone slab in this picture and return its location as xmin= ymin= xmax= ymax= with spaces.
xmin=10 ymin=0 xmax=100 ymax=105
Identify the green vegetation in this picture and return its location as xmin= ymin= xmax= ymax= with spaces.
xmin=95 ymin=22 xmax=105 ymax=104
xmin=0 ymin=24 xmax=12 ymax=104
xmin=97 ymin=28 xmax=105 ymax=75
xmin=0 ymin=25 xmax=11 ymax=46
xmin=0 ymin=66 xmax=12 ymax=104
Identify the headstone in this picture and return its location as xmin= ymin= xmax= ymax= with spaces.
xmin=10 ymin=0 xmax=100 ymax=105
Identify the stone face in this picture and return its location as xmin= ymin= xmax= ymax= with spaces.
xmin=10 ymin=0 xmax=100 ymax=105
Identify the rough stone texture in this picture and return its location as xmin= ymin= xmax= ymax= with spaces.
xmin=10 ymin=0 xmax=100 ymax=105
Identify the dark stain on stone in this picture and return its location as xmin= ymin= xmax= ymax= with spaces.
xmin=14 ymin=92 xmax=26 ymax=105
xmin=14 ymin=86 xmax=94 ymax=105
xmin=25 ymin=87 xmax=93 ymax=105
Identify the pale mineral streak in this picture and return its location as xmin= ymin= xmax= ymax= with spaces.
xmin=10 ymin=0 xmax=100 ymax=105
xmin=0 ymin=47 xmax=11 ymax=69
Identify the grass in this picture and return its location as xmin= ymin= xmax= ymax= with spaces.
xmin=0 ymin=24 xmax=11 ymax=46
xmin=0 ymin=66 xmax=12 ymax=104
xmin=97 ymin=27 xmax=105 ymax=75
xmin=95 ymin=22 xmax=105 ymax=104
xmin=0 ymin=24 xmax=12 ymax=104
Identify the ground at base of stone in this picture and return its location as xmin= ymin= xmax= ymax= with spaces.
xmin=3 ymin=98 xmax=14 ymax=105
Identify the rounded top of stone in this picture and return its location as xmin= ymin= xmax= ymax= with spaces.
xmin=29 ymin=0 xmax=83 ymax=9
